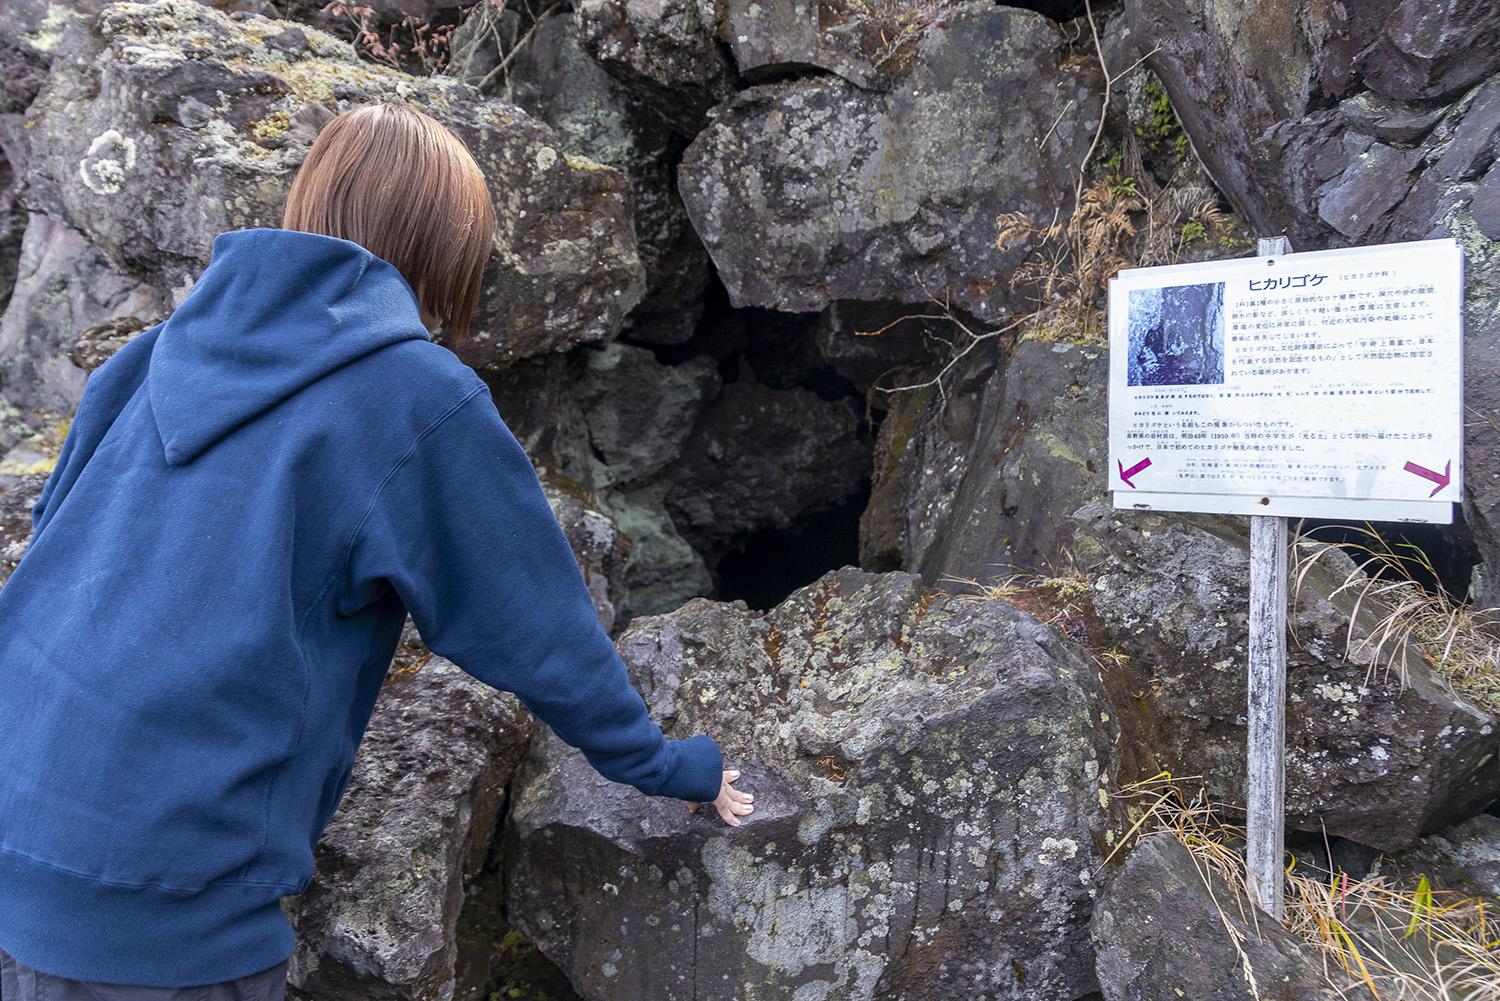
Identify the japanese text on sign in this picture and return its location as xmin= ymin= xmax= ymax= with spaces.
xmin=1107 ymin=240 xmax=1463 ymax=521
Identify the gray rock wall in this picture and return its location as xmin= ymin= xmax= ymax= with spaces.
xmin=3 ymin=1 xmax=1500 ymax=999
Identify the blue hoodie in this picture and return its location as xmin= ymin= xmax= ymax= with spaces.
xmin=0 ymin=229 xmax=722 ymax=986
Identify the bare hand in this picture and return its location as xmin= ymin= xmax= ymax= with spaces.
xmin=686 ymin=769 xmax=754 ymax=826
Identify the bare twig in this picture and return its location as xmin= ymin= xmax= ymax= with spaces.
xmin=478 ymin=1 xmax=563 ymax=92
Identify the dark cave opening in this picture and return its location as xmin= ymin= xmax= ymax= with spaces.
xmin=712 ymin=480 xmax=872 ymax=613
xmin=1297 ymin=516 xmax=1481 ymax=604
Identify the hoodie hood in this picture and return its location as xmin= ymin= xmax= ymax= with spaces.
xmin=149 ymin=229 xmax=428 ymax=465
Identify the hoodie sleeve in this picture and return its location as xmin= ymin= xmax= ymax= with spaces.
xmin=344 ymin=384 xmax=723 ymax=803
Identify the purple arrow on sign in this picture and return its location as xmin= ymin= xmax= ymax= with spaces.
xmin=1403 ymin=459 xmax=1451 ymax=498
xmin=1118 ymin=457 xmax=1151 ymax=489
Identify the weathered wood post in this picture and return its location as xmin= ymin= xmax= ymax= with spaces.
xmin=1246 ymin=235 xmax=1291 ymax=920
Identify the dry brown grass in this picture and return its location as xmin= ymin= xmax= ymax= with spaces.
xmin=996 ymin=177 xmax=1228 ymax=344
xmin=1111 ymin=775 xmax=1500 ymax=1001
xmin=1292 ymin=526 xmax=1500 ymax=714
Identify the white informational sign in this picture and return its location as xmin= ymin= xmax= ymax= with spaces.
xmin=1107 ymin=239 xmax=1464 ymax=523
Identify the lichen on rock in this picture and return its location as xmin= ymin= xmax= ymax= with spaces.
xmin=505 ymin=567 xmax=1119 ymax=1001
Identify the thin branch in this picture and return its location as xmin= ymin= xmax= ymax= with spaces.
xmin=477 ymin=1 xmax=563 ymax=92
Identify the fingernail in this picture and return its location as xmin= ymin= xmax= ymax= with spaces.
xmin=745 ymin=794 xmax=754 ymax=802
xmin=730 ymin=770 xmax=740 ymax=778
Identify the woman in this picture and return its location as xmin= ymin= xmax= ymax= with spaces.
xmin=0 ymin=104 xmax=750 ymax=997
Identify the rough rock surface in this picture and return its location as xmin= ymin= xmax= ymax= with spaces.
xmin=861 ymin=339 xmax=1109 ymax=583
xmin=18 ymin=0 xmax=644 ymax=374
xmin=504 ymin=14 xmax=710 ymax=345
xmin=487 ymin=348 xmax=869 ymax=620
xmin=662 ymin=368 xmax=868 ymax=554
xmin=0 ymin=462 xmax=45 ymax=589
xmin=1080 ymin=503 xmax=1500 ymax=851
xmin=0 ymin=213 xmax=155 ymax=413
xmin=812 ymin=300 xmax=940 ymax=396
xmin=506 ymin=568 xmax=1118 ymax=1001
xmin=717 ymin=0 xmax=886 ymax=90
xmin=1386 ymin=813 xmax=1500 ymax=902
xmin=572 ymin=0 xmax=735 ymax=137
xmin=1092 ymin=832 xmax=1374 ymax=1001
xmin=678 ymin=3 xmax=1103 ymax=322
xmin=541 ymin=474 xmax=631 ymax=636
xmin=482 ymin=351 xmax=714 ymax=621
xmin=1122 ymin=0 xmax=1500 ymax=605
xmin=284 ymin=653 xmax=533 ymax=1001
xmin=1123 ymin=0 xmax=1500 ymax=243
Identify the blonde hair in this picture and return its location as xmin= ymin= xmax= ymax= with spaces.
xmin=282 ymin=104 xmax=495 ymax=340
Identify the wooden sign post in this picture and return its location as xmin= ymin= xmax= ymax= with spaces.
xmin=1245 ymin=233 xmax=1293 ymax=919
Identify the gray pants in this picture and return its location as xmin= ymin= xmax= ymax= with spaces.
xmin=0 ymin=949 xmax=286 ymax=1001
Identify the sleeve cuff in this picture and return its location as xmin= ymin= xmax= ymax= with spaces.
xmin=650 ymin=734 xmax=724 ymax=802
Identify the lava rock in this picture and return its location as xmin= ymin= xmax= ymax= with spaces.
xmin=1092 ymin=832 xmax=1374 ymax=1001
xmin=813 ymin=299 xmax=939 ymax=397
xmin=574 ymin=343 xmax=721 ymax=490
xmin=718 ymin=0 xmax=887 ymax=90
xmin=20 ymin=0 xmax=645 ymax=369
xmin=1124 ymin=0 xmax=1500 ymax=240
xmin=1385 ymin=814 xmax=1500 ymax=902
xmin=506 ymin=568 xmax=1118 ymax=1001
xmin=1080 ymin=503 xmax=1500 ymax=851
xmin=0 ymin=466 xmax=45 ymax=589
xmin=504 ymin=14 xmax=711 ymax=346
xmin=284 ymin=655 xmax=534 ymax=1001
xmin=541 ymin=474 xmax=631 ymax=636
xmin=479 ymin=350 xmax=717 ymax=622
xmin=677 ymin=3 xmax=1103 ymax=323
xmin=572 ymin=0 xmax=735 ymax=137
xmin=861 ymin=339 xmax=1110 ymax=584
xmin=0 ymin=212 xmax=156 ymax=414
xmin=67 ymin=315 xmax=158 ymax=375
xmin=662 ymin=367 xmax=868 ymax=555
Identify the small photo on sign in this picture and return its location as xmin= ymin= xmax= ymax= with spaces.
xmin=1127 ymin=282 xmax=1225 ymax=386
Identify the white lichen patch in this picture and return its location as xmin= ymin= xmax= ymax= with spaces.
xmin=79 ymin=130 xmax=138 ymax=195
xmin=1037 ymin=836 xmax=1079 ymax=866
xmin=536 ymin=146 xmax=559 ymax=171
xmin=24 ymin=3 xmax=74 ymax=54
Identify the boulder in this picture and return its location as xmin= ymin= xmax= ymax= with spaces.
xmin=0 ymin=212 xmax=157 ymax=414
xmin=503 ymin=14 xmax=711 ymax=345
xmin=1122 ymin=0 xmax=1500 ymax=607
xmin=0 ymin=53 xmax=41 ymax=316
xmin=1385 ymin=813 xmax=1500 ymax=902
xmin=1092 ymin=832 xmax=1374 ymax=1001
xmin=505 ymin=568 xmax=1119 ymax=1001
xmin=1123 ymin=0 xmax=1500 ymax=241
xmin=813 ymin=300 xmax=941 ymax=397
xmin=0 ymin=448 xmax=46 ymax=589
xmin=677 ymin=3 xmax=1104 ymax=323
xmin=541 ymin=474 xmax=631 ymax=636
xmin=1080 ymin=503 xmax=1500 ymax=851
xmin=284 ymin=651 xmax=534 ymax=1001
xmin=480 ymin=350 xmax=717 ymax=622
xmin=572 ymin=0 xmax=735 ymax=137
xmin=859 ymin=328 xmax=1497 ymax=848
xmin=0 ymin=0 xmax=108 ymax=65
xmin=717 ymin=0 xmax=886 ymax=90
xmin=573 ymin=343 xmax=721 ymax=490
xmin=20 ymin=0 xmax=644 ymax=370
xmin=483 ymin=346 xmax=868 ymax=620
xmin=860 ymin=338 xmax=1110 ymax=584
